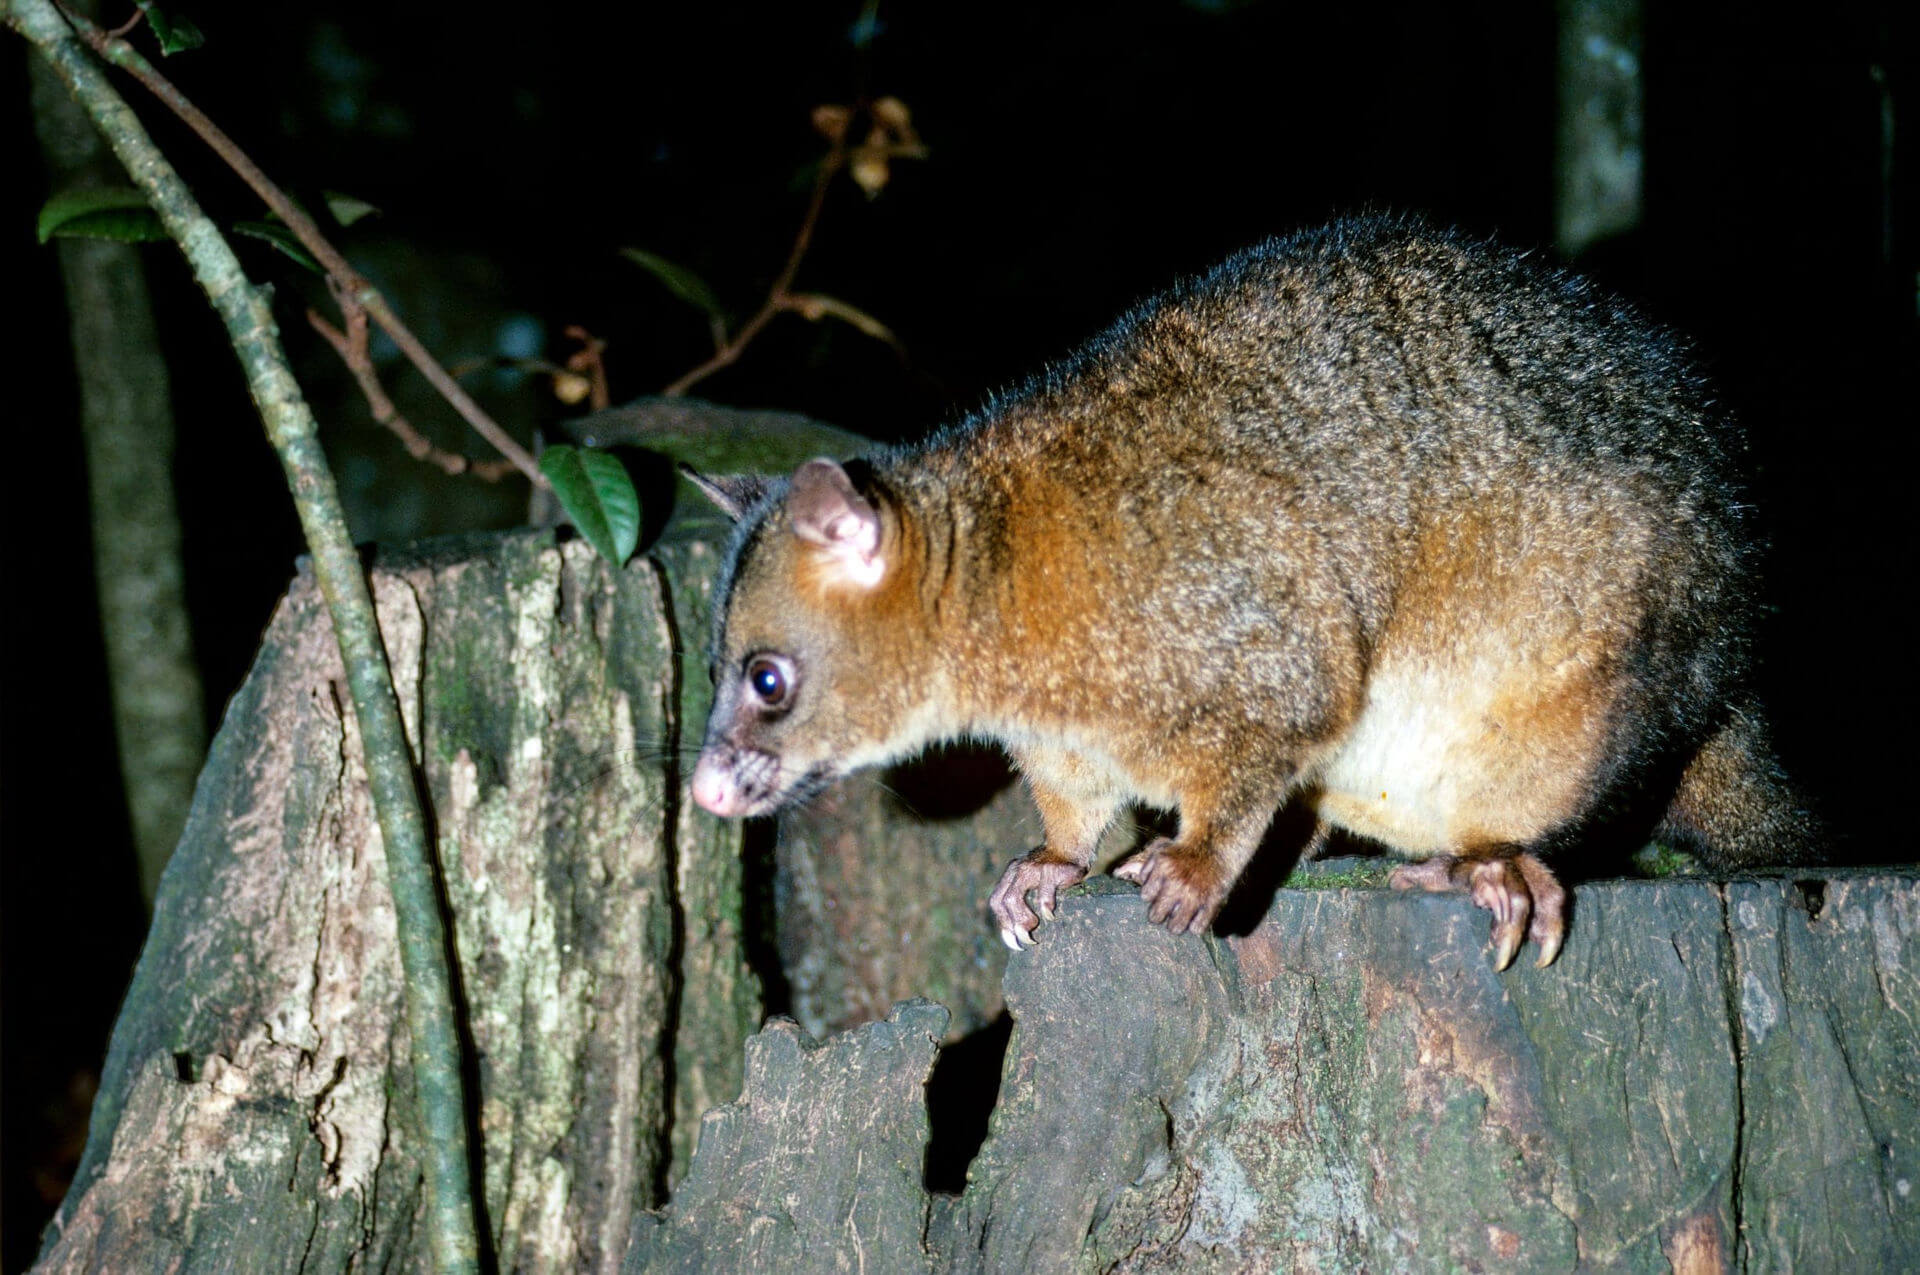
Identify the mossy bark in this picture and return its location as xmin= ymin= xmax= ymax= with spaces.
xmin=631 ymin=867 xmax=1919 ymax=1274
xmin=651 ymin=536 xmax=763 ymax=1179
xmin=773 ymin=750 xmax=1028 ymax=1043
xmin=36 ymin=531 xmax=747 ymax=1273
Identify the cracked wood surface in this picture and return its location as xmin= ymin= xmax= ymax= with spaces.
xmin=37 ymin=530 xmax=752 ymax=1274
xmin=626 ymin=1000 xmax=949 ymax=1273
xmin=632 ymin=868 xmax=1917 ymax=1274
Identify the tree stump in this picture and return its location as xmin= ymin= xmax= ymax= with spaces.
xmin=37 ymin=530 xmax=748 ymax=1273
xmin=632 ymin=869 xmax=1920 ymax=1274
xmin=37 ymin=522 xmax=1917 ymax=1272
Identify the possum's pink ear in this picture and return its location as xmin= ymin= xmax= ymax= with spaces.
xmin=787 ymin=458 xmax=885 ymax=588
xmin=680 ymin=465 xmax=775 ymax=522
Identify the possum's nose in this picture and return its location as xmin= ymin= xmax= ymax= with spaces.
xmin=691 ymin=751 xmax=745 ymax=817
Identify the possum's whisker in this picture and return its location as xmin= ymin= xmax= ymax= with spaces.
xmin=551 ymin=741 xmax=708 ymax=801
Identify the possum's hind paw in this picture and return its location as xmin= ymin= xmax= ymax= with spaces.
xmin=1390 ymin=851 xmax=1567 ymax=970
xmin=1113 ymin=836 xmax=1230 ymax=935
xmin=989 ymin=848 xmax=1088 ymax=951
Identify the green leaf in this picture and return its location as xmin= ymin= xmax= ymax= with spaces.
xmin=36 ymin=187 xmax=165 ymax=244
xmin=231 ymin=220 xmax=322 ymax=274
xmin=619 ymin=248 xmax=726 ymax=319
xmin=323 ymin=191 xmax=381 ymax=227
xmin=135 ymin=1 xmax=206 ymax=54
xmin=540 ymin=445 xmax=641 ymax=565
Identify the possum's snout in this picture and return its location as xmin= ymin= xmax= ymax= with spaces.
xmin=690 ymin=746 xmax=756 ymax=817
xmin=690 ymin=741 xmax=809 ymax=818
xmin=691 ymin=740 xmax=839 ymax=819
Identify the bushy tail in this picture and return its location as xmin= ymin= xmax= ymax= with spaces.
xmin=1655 ymin=703 xmax=1824 ymax=868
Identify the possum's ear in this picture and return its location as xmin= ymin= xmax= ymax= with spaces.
xmin=787 ymin=458 xmax=885 ymax=589
xmin=679 ymin=465 xmax=774 ymax=522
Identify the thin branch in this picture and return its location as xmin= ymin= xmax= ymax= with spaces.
xmin=308 ymin=303 xmax=518 ymax=480
xmin=563 ymin=324 xmax=612 ymax=411
xmin=658 ymin=99 xmax=922 ymax=398
xmin=60 ymin=4 xmax=547 ymax=489
xmin=7 ymin=4 xmax=482 ymax=1269
xmin=445 ymin=354 xmax=567 ymax=379
xmin=661 ymin=145 xmax=845 ymax=397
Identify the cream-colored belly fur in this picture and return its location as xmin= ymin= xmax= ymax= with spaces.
xmin=1310 ymin=647 xmax=1606 ymax=857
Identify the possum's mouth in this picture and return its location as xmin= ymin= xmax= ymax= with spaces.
xmin=781 ymin=763 xmax=839 ymax=810
xmin=689 ymin=745 xmax=837 ymax=818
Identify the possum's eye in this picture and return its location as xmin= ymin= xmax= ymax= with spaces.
xmin=745 ymin=655 xmax=795 ymax=709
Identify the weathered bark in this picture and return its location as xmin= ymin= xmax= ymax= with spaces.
xmin=36 ymin=530 xmax=745 ymax=1273
xmin=31 ymin=392 xmax=1041 ymax=1268
xmin=773 ymin=751 xmax=1029 ymax=1042
xmin=630 ymin=866 xmax=1919 ymax=1274
xmin=625 ymin=1000 xmax=949 ymax=1274
xmin=772 ymin=745 xmax=1170 ymax=1047
xmin=653 ymin=535 xmax=762 ymax=1178
xmin=541 ymin=394 xmax=885 ymax=1168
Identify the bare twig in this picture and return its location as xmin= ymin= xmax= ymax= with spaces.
xmin=446 ymin=353 xmax=567 ymax=379
xmin=308 ymin=304 xmax=518 ymax=480
xmin=661 ymin=144 xmax=845 ymax=398
xmin=660 ymin=98 xmax=922 ymax=398
xmin=61 ymin=4 xmax=547 ymax=489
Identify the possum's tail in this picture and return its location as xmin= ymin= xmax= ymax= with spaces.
xmin=1655 ymin=702 xmax=1825 ymax=868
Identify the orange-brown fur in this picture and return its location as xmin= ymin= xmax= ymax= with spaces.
xmin=689 ymin=216 xmax=1817 ymax=967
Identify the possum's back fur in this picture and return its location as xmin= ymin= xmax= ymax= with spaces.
xmin=694 ymin=217 xmax=1814 ymax=966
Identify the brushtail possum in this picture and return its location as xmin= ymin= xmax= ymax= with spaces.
xmin=685 ymin=216 xmax=1815 ymax=970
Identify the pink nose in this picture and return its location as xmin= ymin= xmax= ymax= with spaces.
xmin=690 ymin=753 xmax=741 ymax=816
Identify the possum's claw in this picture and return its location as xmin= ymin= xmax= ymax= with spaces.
xmin=1114 ymin=837 xmax=1229 ymax=935
xmin=1516 ymin=853 xmax=1568 ymax=967
xmin=989 ymin=848 xmax=1087 ymax=950
xmin=1390 ymin=852 xmax=1568 ymax=970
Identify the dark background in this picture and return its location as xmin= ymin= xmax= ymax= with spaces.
xmin=3 ymin=1 xmax=1910 ymax=1266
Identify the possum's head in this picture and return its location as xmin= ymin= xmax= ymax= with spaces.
xmin=685 ymin=458 xmax=937 ymax=818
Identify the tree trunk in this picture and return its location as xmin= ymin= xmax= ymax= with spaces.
xmin=36 ymin=530 xmax=745 ymax=1273
xmin=28 ymin=49 xmax=205 ymax=907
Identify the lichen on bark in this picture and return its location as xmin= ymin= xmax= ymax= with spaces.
xmin=39 ymin=532 xmax=746 ymax=1273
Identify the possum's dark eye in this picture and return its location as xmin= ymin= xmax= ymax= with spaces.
xmin=750 ymin=663 xmax=783 ymax=700
xmin=745 ymin=655 xmax=794 ymax=708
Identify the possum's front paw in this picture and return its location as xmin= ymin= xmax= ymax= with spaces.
xmin=1389 ymin=851 xmax=1567 ymax=969
xmin=989 ymin=849 xmax=1089 ymax=951
xmin=1113 ymin=837 xmax=1230 ymax=935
